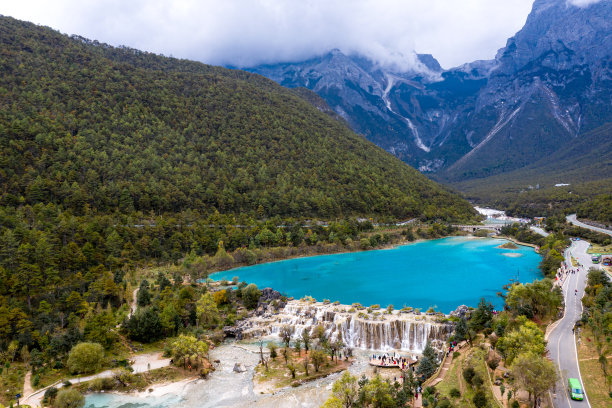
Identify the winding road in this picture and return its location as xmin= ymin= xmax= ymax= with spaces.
xmin=566 ymin=214 xmax=612 ymax=237
xmin=548 ymin=240 xmax=596 ymax=408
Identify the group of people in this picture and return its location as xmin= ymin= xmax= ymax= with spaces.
xmin=556 ymin=259 xmax=582 ymax=285
xmin=370 ymin=353 xmax=415 ymax=370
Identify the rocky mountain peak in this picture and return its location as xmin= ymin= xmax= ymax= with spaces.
xmin=417 ymin=54 xmax=443 ymax=73
xmin=494 ymin=0 xmax=611 ymax=74
xmin=246 ymin=0 xmax=611 ymax=182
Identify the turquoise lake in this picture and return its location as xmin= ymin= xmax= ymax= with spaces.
xmin=211 ymin=237 xmax=542 ymax=313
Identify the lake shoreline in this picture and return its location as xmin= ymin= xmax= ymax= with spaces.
xmin=209 ymin=236 xmax=542 ymax=313
xmin=209 ymin=233 xmax=523 ymax=280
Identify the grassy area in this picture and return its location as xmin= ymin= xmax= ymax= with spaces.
xmin=128 ymin=339 xmax=169 ymax=355
xmin=72 ymin=366 xmax=190 ymax=394
xmin=34 ymin=335 xmax=136 ymax=390
xmin=587 ymin=243 xmax=612 ymax=254
xmin=0 ymin=362 xmax=26 ymax=406
xmin=436 ymin=350 xmax=469 ymax=406
xmin=435 ymin=346 xmax=502 ymax=408
xmin=254 ymin=348 xmax=350 ymax=391
xmin=35 ymin=367 xmax=69 ymax=390
xmin=577 ymin=327 xmax=612 ymax=406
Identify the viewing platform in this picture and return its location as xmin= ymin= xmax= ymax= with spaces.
xmin=369 ymin=354 xmax=418 ymax=369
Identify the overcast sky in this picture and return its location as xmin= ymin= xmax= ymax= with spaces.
xmin=0 ymin=0 xmax=588 ymax=70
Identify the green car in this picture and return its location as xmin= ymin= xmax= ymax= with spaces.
xmin=568 ymin=378 xmax=584 ymax=401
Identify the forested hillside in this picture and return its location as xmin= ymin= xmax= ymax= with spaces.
xmin=0 ymin=16 xmax=474 ymax=221
xmin=0 ymin=16 xmax=476 ymax=383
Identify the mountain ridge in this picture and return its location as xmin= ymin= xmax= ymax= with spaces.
xmin=246 ymin=0 xmax=612 ymax=183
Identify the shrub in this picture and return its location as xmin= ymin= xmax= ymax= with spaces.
xmin=89 ymin=377 xmax=114 ymax=391
xmin=511 ymin=401 xmax=520 ymax=408
xmin=213 ymin=289 xmax=229 ymax=305
xmin=268 ymin=343 xmax=278 ymax=359
xmin=472 ymin=373 xmax=484 ymax=387
xmin=242 ymin=284 xmax=261 ymax=309
xmin=54 ymin=388 xmax=85 ymax=408
xmin=472 ymin=390 xmax=487 ymax=408
xmin=44 ymin=387 xmax=58 ymax=404
xmin=488 ymin=358 xmax=499 ymax=370
xmin=449 ymin=388 xmax=461 ymax=398
xmin=67 ymin=343 xmax=104 ymax=374
xmin=462 ymin=366 xmax=476 ymax=384
xmin=438 ymin=400 xmax=451 ymax=408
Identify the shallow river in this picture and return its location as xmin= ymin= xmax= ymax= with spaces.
xmin=84 ymin=344 xmax=373 ymax=408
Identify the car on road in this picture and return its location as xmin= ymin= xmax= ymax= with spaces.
xmin=568 ymin=378 xmax=584 ymax=401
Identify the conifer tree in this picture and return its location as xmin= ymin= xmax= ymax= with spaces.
xmin=416 ymin=341 xmax=438 ymax=380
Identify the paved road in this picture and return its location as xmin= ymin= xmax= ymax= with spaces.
xmin=566 ymin=214 xmax=612 ymax=237
xmin=548 ymin=240 xmax=595 ymax=408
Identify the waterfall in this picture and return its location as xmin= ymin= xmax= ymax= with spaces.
xmin=239 ymin=300 xmax=453 ymax=354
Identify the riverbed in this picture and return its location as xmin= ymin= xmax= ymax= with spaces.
xmin=84 ymin=343 xmax=375 ymax=408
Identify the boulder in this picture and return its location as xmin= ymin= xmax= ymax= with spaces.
xmin=450 ymin=305 xmax=470 ymax=319
xmin=233 ymin=363 xmax=246 ymax=373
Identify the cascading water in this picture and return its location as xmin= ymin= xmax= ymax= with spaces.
xmin=238 ymin=300 xmax=453 ymax=354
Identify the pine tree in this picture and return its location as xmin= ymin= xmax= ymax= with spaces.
xmin=455 ymin=318 xmax=472 ymax=345
xmin=416 ymin=341 xmax=438 ymax=380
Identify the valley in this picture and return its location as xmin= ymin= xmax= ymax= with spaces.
xmin=0 ymin=1 xmax=610 ymax=408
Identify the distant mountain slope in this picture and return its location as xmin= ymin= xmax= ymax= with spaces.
xmin=0 ymin=16 xmax=476 ymax=221
xmin=247 ymin=0 xmax=612 ymax=181
xmin=454 ymin=122 xmax=612 ymax=217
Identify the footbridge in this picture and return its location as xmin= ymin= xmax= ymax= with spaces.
xmin=453 ymin=224 xmax=504 ymax=233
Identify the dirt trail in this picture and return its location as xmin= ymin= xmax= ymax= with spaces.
xmin=129 ymin=288 xmax=139 ymax=318
xmin=23 ymin=370 xmax=34 ymax=399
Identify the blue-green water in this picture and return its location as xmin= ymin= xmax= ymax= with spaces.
xmin=85 ymin=392 xmax=182 ymax=408
xmin=211 ymin=237 xmax=542 ymax=313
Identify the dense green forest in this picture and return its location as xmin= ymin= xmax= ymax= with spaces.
xmin=0 ymin=16 xmax=477 ymax=401
xmin=0 ymin=16 xmax=474 ymax=221
xmin=577 ymin=194 xmax=612 ymax=226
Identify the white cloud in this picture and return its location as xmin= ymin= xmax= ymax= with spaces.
xmin=567 ymin=0 xmax=603 ymax=7
xmin=0 ymin=0 xmax=535 ymax=69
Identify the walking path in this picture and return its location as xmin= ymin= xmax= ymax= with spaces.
xmin=548 ymin=240 xmax=596 ymax=408
xmin=22 ymin=352 xmax=170 ymax=408
xmin=530 ymin=226 xmax=550 ymax=237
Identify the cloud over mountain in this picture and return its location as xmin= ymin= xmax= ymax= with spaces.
xmin=3 ymin=0 xmax=534 ymax=69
